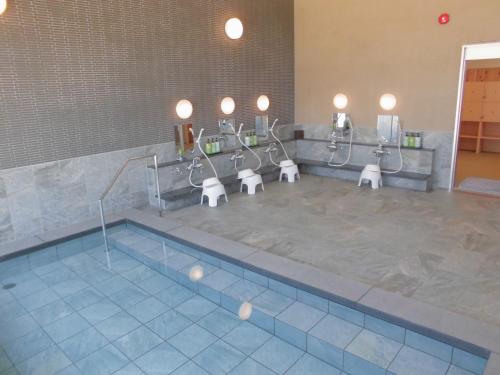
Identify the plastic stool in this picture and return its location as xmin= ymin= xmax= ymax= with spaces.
xmin=280 ymin=160 xmax=295 ymax=168
xmin=201 ymin=178 xmax=228 ymax=207
xmin=279 ymin=163 xmax=300 ymax=183
xmin=358 ymin=164 xmax=383 ymax=189
xmin=241 ymin=173 xmax=264 ymax=195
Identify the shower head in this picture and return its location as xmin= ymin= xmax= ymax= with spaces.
xmin=189 ymin=128 xmax=204 ymax=144
xmin=270 ymin=118 xmax=279 ymax=131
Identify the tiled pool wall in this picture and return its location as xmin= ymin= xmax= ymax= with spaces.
xmin=0 ymin=222 xmax=489 ymax=375
xmin=110 ymin=223 xmax=488 ymax=375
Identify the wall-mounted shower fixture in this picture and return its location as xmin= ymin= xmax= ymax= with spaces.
xmin=231 ymin=123 xmax=264 ymax=195
xmin=189 ymin=128 xmax=228 ymax=207
xmin=218 ymin=97 xmax=237 ymax=149
xmin=376 ymin=94 xmax=403 ymax=174
xmin=187 ymin=156 xmax=203 ymax=187
xmin=373 ymin=143 xmax=390 ymax=160
xmin=327 ymin=93 xmax=354 ymax=167
xmin=268 ymin=119 xmax=300 ymax=183
xmin=265 ymin=142 xmax=278 ymax=154
xmin=230 ymin=149 xmax=245 ymax=171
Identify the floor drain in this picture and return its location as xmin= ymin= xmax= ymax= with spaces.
xmin=2 ymin=283 xmax=16 ymax=290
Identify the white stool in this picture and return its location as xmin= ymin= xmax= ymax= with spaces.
xmin=201 ymin=178 xmax=228 ymax=207
xmin=358 ymin=164 xmax=383 ymax=189
xmin=279 ymin=161 xmax=300 ymax=183
xmin=241 ymin=174 xmax=264 ymax=195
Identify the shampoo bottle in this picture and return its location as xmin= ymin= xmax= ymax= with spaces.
xmin=205 ymin=139 xmax=212 ymax=154
xmin=403 ymin=132 xmax=410 ymax=147
xmin=415 ymin=133 xmax=422 ymax=148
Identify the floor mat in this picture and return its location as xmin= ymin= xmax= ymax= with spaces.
xmin=458 ymin=177 xmax=500 ymax=197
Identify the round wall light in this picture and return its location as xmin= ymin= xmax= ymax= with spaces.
xmin=379 ymin=93 xmax=397 ymax=111
xmin=333 ymin=93 xmax=348 ymax=110
xmin=221 ymin=97 xmax=235 ymax=115
xmin=257 ymin=95 xmax=270 ymax=112
xmin=0 ymin=0 xmax=7 ymax=15
xmin=176 ymin=99 xmax=193 ymax=120
xmin=225 ymin=18 xmax=243 ymax=40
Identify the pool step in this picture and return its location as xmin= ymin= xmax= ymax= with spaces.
xmin=108 ymin=228 xmax=487 ymax=375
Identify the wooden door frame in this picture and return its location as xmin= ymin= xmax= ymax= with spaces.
xmin=449 ymin=42 xmax=500 ymax=191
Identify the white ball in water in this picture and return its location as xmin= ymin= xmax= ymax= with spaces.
xmin=238 ymin=302 xmax=253 ymax=320
xmin=189 ymin=265 xmax=204 ymax=282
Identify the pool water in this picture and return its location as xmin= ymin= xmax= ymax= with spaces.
xmin=0 ymin=224 xmax=487 ymax=375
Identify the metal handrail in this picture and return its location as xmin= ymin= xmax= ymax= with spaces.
xmin=98 ymin=154 xmax=162 ymax=254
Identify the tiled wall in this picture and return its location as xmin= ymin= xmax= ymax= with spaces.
xmin=0 ymin=125 xmax=296 ymax=245
xmin=0 ymin=142 xmax=169 ymax=243
xmin=0 ymin=0 xmax=294 ymax=169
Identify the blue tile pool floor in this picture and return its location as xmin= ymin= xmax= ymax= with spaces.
xmin=0 ymin=225 xmax=487 ymax=375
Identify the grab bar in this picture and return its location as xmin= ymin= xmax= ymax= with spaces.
xmin=98 ymin=154 xmax=162 ymax=254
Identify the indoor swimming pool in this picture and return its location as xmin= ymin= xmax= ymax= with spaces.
xmin=0 ymin=223 xmax=488 ymax=375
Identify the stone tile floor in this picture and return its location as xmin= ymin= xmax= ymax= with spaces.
xmin=165 ymin=174 xmax=500 ymax=327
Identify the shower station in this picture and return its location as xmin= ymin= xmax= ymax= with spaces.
xmin=175 ymin=99 xmax=228 ymax=207
xmin=358 ymin=93 xmax=404 ymax=189
xmin=230 ymin=122 xmax=264 ymax=195
xmin=327 ymin=93 xmax=355 ymax=168
xmin=189 ymin=127 xmax=228 ymax=207
xmin=267 ymin=119 xmax=300 ymax=183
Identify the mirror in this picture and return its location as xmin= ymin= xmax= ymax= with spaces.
xmin=331 ymin=112 xmax=351 ymax=138
xmin=255 ymin=115 xmax=269 ymax=137
xmin=175 ymin=124 xmax=194 ymax=160
xmin=377 ymin=115 xmax=400 ymax=144
xmin=333 ymin=113 xmax=349 ymax=130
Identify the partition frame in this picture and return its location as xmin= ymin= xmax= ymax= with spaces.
xmin=449 ymin=41 xmax=500 ymax=191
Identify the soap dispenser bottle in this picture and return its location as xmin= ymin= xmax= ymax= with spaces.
xmin=403 ymin=132 xmax=410 ymax=147
xmin=252 ymin=131 xmax=257 ymax=146
xmin=245 ymin=132 xmax=251 ymax=147
xmin=205 ymin=138 xmax=212 ymax=154
xmin=214 ymin=137 xmax=220 ymax=153
xmin=415 ymin=133 xmax=422 ymax=148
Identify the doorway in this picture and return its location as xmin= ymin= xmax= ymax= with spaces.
xmin=450 ymin=42 xmax=500 ymax=196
